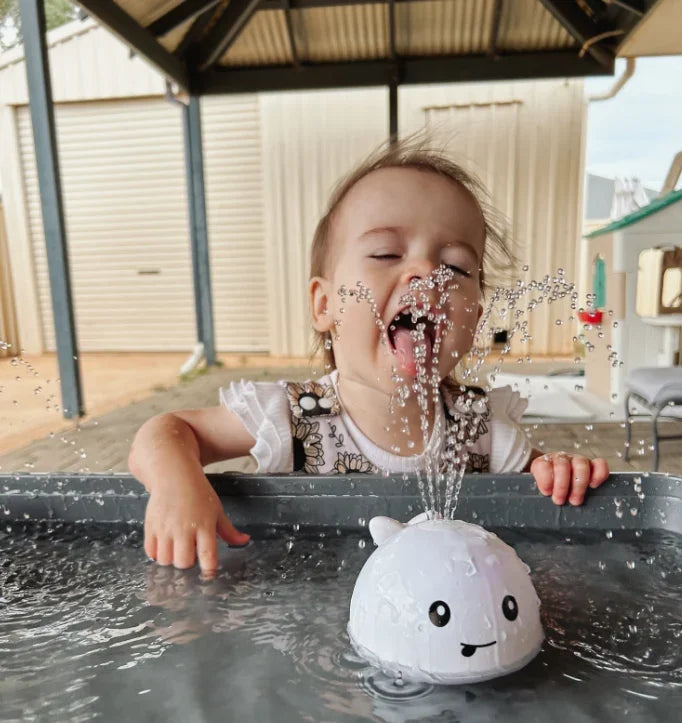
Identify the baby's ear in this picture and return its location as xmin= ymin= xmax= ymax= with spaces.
xmin=309 ymin=277 xmax=334 ymax=332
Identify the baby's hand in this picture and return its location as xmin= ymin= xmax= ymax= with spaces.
xmin=530 ymin=452 xmax=609 ymax=506
xmin=144 ymin=477 xmax=250 ymax=574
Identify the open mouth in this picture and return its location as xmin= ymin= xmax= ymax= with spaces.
xmin=460 ymin=641 xmax=496 ymax=657
xmin=386 ymin=307 xmax=437 ymax=376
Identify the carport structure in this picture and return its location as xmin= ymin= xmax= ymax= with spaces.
xmin=16 ymin=0 xmax=664 ymax=418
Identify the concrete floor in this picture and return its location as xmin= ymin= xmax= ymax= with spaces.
xmin=1 ymin=356 xmax=680 ymax=477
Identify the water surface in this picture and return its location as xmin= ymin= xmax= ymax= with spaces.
xmin=1 ymin=522 xmax=681 ymax=722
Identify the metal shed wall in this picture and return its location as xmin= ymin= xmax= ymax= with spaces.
xmin=0 ymin=19 xmax=165 ymax=105
xmin=262 ymin=79 xmax=586 ymax=358
xmin=402 ymin=79 xmax=587 ymax=357
xmin=1 ymin=18 xmax=586 ymax=358
xmin=16 ymin=98 xmax=195 ymax=352
xmin=14 ymin=95 xmax=268 ymax=353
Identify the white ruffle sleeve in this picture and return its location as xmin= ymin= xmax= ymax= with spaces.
xmin=487 ymin=386 xmax=532 ymax=473
xmin=219 ymin=381 xmax=293 ymax=473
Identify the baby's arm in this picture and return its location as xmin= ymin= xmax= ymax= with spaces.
xmin=128 ymin=406 xmax=255 ymax=574
xmin=525 ymin=450 xmax=610 ymax=506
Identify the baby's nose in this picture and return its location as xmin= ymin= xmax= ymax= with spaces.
xmin=403 ymin=259 xmax=437 ymax=285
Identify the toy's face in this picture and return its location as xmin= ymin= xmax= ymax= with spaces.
xmin=348 ymin=518 xmax=544 ymax=684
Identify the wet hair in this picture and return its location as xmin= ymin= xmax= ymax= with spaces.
xmin=309 ymin=137 xmax=514 ymax=369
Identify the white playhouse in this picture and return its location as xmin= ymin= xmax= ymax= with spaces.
xmin=582 ymin=189 xmax=682 ymax=405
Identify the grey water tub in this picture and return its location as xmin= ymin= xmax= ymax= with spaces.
xmin=1 ymin=472 xmax=681 ymax=722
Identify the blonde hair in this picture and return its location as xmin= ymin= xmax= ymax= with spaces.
xmin=310 ymin=138 xmax=513 ymax=370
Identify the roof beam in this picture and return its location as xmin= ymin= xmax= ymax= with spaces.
xmin=147 ymin=0 xmax=221 ymax=37
xmin=282 ymin=0 xmax=300 ymax=68
xmin=75 ymin=1 xmax=189 ymax=89
xmin=388 ymin=0 xmax=396 ymax=60
xmin=609 ymin=0 xmax=645 ymax=16
xmin=176 ymin=5 xmax=217 ymax=60
xmin=196 ymin=0 xmax=262 ymax=71
xmin=199 ymin=51 xmax=612 ymax=94
xmin=537 ymin=0 xmax=614 ymax=68
xmin=259 ymin=0 xmax=428 ymax=8
xmin=488 ymin=0 xmax=503 ymax=57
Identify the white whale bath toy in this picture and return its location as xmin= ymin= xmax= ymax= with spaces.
xmin=348 ymin=515 xmax=544 ymax=685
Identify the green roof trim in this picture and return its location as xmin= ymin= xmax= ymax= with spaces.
xmin=585 ymin=188 xmax=682 ymax=238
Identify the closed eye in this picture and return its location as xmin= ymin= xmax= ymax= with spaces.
xmin=370 ymin=254 xmax=401 ymax=261
xmin=444 ymin=263 xmax=470 ymax=277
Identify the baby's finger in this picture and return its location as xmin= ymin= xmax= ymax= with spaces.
xmin=552 ymin=454 xmax=572 ymax=505
xmin=156 ymin=536 xmax=173 ymax=566
xmin=530 ymin=456 xmax=554 ymax=496
xmin=196 ymin=527 xmax=218 ymax=574
xmin=173 ymin=532 xmax=197 ymax=570
xmin=589 ymin=458 xmax=610 ymax=488
xmin=568 ymin=456 xmax=591 ymax=506
xmin=144 ymin=531 xmax=157 ymax=561
xmin=216 ymin=510 xmax=251 ymax=547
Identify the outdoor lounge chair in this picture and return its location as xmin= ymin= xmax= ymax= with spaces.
xmin=624 ymin=367 xmax=682 ymax=471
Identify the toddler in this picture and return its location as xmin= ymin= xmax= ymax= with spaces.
xmin=129 ymin=141 xmax=610 ymax=573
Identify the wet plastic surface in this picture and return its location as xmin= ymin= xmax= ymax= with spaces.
xmin=3 ymin=471 xmax=682 ymax=534
xmin=1 ymin=472 xmax=681 ymax=722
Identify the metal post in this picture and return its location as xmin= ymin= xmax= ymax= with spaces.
xmin=18 ymin=0 xmax=83 ymax=418
xmin=388 ymin=0 xmax=398 ymax=146
xmin=389 ymin=79 xmax=398 ymax=146
xmin=182 ymin=95 xmax=216 ymax=365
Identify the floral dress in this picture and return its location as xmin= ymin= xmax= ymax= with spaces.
xmin=220 ymin=371 xmax=531 ymax=476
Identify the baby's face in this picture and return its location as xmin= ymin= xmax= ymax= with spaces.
xmin=321 ymin=166 xmax=485 ymax=393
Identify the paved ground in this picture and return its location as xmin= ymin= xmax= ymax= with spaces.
xmin=1 ymin=362 xmax=680 ymax=477
xmin=0 ymin=351 xmax=312 ymax=455
xmin=0 ymin=364 xmax=312 ymax=475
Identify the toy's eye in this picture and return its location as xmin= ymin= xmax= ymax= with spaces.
xmin=502 ymin=595 xmax=518 ymax=621
xmin=429 ymin=600 xmax=451 ymax=627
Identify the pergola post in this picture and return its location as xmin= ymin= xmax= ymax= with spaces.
xmin=389 ymin=79 xmax=398 ymax=146
xmin=182 ymin=95 xmax=216 ymax=366
xmin=388 ymin=0 xmax=398 ymax=146
xmin=18 ymin=0 xmax=84 ymax=418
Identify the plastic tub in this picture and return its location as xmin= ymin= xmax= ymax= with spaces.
xmin=1 ymin=472 xmax=681 ymax=722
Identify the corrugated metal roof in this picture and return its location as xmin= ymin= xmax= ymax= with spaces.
xmin=295 ymin=4 xmax=389 ymax=63
xmin=213 ymin=0 xmax=580 ymax=68
xmin=221 ymin=9 xmax=293 ymax=66
xmin=25 ymin=0 xmax=652 ymax=91
xmin=118 ymin=0 xmax=185 ymax=28
xmin=396 ymin=0 xmax=493 ymax=56
xmin=212 ymin=0 xmax=579 ymax=67
xmin=499 ymin=0 xmax=576 ymax=51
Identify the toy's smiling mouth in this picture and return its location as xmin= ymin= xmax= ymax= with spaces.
xmin=460 ymin=641 xmax=496 ymax=657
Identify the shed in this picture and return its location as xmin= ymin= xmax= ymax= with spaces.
xmin=4 ymin=0 xmax=669 ymax=417
xmin=2 ymin=16 xmax=587 ymax=359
